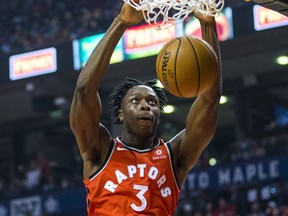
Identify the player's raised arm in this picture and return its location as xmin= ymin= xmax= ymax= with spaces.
xmin=69 ymin=3 xmax=143 ymax=177
xmin=171 ymin=14 xmax=222 ymax=186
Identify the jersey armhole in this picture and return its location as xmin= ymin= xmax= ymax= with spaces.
xmin=89 ymin=140 xmax=115 ymax=180
xmin=166 ymin=142 xmax=181 ymax=191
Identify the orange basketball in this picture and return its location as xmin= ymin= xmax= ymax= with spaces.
xmin=156 ymin=36 xmax=218 ymax=98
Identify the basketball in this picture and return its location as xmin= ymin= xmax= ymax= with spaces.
xmin=156 ymin=36 xmax=218 ymax=98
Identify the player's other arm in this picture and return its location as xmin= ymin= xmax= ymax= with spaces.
xmin=172 ymin=15 xmax=222 ymax=186
xmin=70 ymin=3 xmax=143 ymax=177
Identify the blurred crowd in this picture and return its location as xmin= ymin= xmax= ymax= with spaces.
xmin=196 ymin=130 xmax=288 ymax=167
xmin=176 ymin=192 xmax=288 ymax=216
xmin=0 ymin=145 xmax=83 ymax=200
xmin=0 ymin=0 xmax=121 ymax=55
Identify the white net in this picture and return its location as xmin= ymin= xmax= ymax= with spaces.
xmin=123 ymin=0 xmax=225 ymax=29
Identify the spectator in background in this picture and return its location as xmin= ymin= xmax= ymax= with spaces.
xmin=251 ymin=139 xmax=266 ymax=158
xmin=232 ymin=131 xmax=253 ymax=162
xmin=6 ymin=178 xmax=23 ymax=198
xmin=204 ymin=201 xmax=214 ymax=216
xmin=213 ymin=197 xmax=236 ymax=216
xmin=42 ymin=175 xmax=57 ymax=192
xmin=248 ymin=201 xmax=265 ymax=216
xmin=36 ymin=152 xmax=51 ymax=188
xmin=24 ymin=159 xmax=41 ymax=192
xmin=265 ymin=201 xmax=281 ymax=216
xmin=182 ymin=203 xmax=193 ymax=216
xmin=5 ymin=164 xmax=26 ymax=198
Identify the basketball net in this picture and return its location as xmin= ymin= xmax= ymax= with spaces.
xmin=123 ymin=0 xmax=225 ymax=29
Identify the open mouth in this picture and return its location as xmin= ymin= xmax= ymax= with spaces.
xmin=138 ymin=115 xmax=152 ymax=121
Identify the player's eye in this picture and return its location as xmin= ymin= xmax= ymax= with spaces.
xmin=131 ymin=98 xmax=139 ymax=103
xmin=148 ymin=100 xmax=157 ymax=105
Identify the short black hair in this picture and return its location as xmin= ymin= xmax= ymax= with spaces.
xmin=109 ymin=77 xmax=168 ymax=124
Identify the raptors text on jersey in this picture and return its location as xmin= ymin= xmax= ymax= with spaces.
xmin=83 ymin=137 xmax=180 ymax=216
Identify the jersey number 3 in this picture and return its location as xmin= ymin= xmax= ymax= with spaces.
xmin=130 ymin=184 xmax=148 ymax=212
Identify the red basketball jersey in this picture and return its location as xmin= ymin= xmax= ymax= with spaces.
xmin=83 ymin=137 xmax=181 ymax=216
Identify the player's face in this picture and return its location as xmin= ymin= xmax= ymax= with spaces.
xmin=120 ymin=85 xmax=160 ymax=135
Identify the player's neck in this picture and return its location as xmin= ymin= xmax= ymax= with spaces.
xmin=120 ymin=134 xmax=156 ymax=149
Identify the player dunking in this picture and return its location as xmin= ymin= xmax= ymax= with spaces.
xmin=69 ymin=0 xmax=222 ymax=215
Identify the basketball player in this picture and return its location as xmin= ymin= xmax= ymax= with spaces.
xmin=70 ymin=1 xmax=222 ymax=215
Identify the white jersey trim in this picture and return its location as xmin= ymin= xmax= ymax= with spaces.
xmin=116 ymin=137 xmax=161 ymax=153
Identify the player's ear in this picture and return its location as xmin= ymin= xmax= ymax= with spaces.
xmin=118 ymin=110 xmax=124 ymax=123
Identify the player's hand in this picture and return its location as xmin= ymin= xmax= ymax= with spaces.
xmin=118 ymin=2 xmax=143 ymax=26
